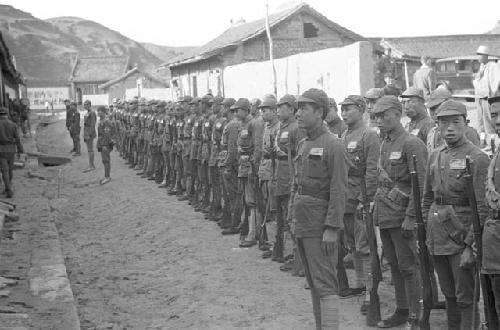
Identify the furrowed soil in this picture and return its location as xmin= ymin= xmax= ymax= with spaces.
xmin=32 ymin=118 xmax=447 ymax=330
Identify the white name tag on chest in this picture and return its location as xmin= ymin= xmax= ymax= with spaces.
xmin=280 ymin=131 xmax=289 ymax=139
xmin=309 ymin=148 xmax=323 ymax=156
xmin=216 ymin=123 xmax=222 ymax=128
xmin=347 ymin=141 xmax=357 ymax=149
xmin=389 ymin=151 xmax=402 ymax=160
xmin=411 ymin=129 xmax=420 ymax=136
xmin=449 ymin=158 xmax=466 ymax=170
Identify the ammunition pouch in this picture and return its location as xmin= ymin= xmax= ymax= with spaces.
xmin=431 ymin=204 xmax=466 ymax=246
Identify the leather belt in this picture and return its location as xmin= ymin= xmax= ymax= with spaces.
xmin=434 ymin=196 xmax=469 ymax=206
xmin=298 ymin=186 xmax=329 ymax=201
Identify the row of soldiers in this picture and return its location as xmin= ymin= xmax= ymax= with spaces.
xmin=105 ymin=84 xmax=500 ymax=329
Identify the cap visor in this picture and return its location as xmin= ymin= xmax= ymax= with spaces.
xmin=436 ymin=110 xmax=463 ymax=117
xmin=297 ymin=96 xmax=318 ymax=104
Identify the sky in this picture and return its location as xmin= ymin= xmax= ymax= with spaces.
xmin=4 ymin=0 xmax=500 ymax=47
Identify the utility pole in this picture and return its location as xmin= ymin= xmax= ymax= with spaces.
xmin=265 ymin=4 xmax=277 ymax=96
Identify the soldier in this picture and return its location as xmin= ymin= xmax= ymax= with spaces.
xmin=484 ymin=95 xmax=500 ymax=326
xmin=187 ymin=97 xmax=202 ymax=207
xmin=64 ymin=99 xmax=74 ymax=151
xmin=82 ymin=100 xmax=97 ymax=172
xmin=421 ymin=100 xmax=489 ymax=329
xmin=219 ymin=98 xmax=243 ymax=234
xmin=364 ymin=88 xmax=384 ymax=129
xmin=235 ymin=98 xmax=264 ymax=247
xmin=325 ymin=98 xmax=347 ymax=137
xmin=289 ymin=88 xmax=348 ymax=329
xmin=69 ymin=101 xmax=81 ymax=156
xmin=167 ymin=105 xmax=180 ymax=194
xmin=401 ymin=87 xmax=434 ymax=145
xmin=258 ymin=95 xmax=280 ymax=253
xmin=426 ymin=89 xmax=480 ymax=152
xmin=412 ymin=55 xmax=437 ymax=100
xmin=372 ymin=95 xmax=427 ymax=327
xmin=159 ymin=103 xmax=173 ymax=188
xmin=96 ymin=106 xmax=113 ymax=185
xmin=339 ymin=95 xmax=380 ymax=308
xmin=197 ymin=95 xmax=213 ymax=213
xmin=0 ymin=106 xmax=23 ymax=198
xmin=207 ymin=96 xmax=224 ymax=220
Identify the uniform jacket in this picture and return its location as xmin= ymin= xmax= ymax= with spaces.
xmin=484 ymin=150 xmax=500 ymax=273
xmin=258 ymin=118 xmax=279 ymax=181
xmin=209 ymin=115 xmax=225 ymax=167
xmin=405 ymin=113 xmax=434 ymax=145
xmin=412 ymin=65 xmax=437 ymax=99
xmin=219 ymin=117 xmax=239 ymax=168
xmin=422 ymin=137 xmax=489 ymax=255
xmin=0 ymin=117 xmax=23 ymax=153
xmin=374 ymin=126 xmax=427 ymax=229
xmin=291 ymin=124 xmax=348 ymax=237
xmin=83 ymin=110 xmax=97 ymax=140
xmin=97 ymin=117 xmax=114 ymax=149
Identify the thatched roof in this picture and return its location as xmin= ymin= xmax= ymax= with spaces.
xmin=163 ymin=2 xmax=363 ymax=68
xmin=380 ymin=34 xmax=500 ymax=60
xmin=70 ymin=55 xmax=130 ymax=83
xmin=98 ymin=67 xmax=168 ymax=89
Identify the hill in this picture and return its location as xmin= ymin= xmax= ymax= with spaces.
xmin=141 ymin=42 xmax=197 ymax=64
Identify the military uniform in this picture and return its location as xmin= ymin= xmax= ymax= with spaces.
xmin=290 ymin=88 xmax=348 ymax=330
xmin=0 ymin=107 xmax=23 ymax=197
xmin=373 ymin=96 xmax=427 ymax=326
xmin=339 ymin=95 xmax=380 ymax=301
xmin=97 ymin=109 xmax=114 ymax=182
xmin=69 ymin=103 xmax=81 ymax=155
xmin=208 ymin=97 xmax=225 ymax=220
xmin=422 ymin=100 xmax=489 ymax=329
xmin=83 ymin=105 xmax=97 ymax=169
xmin=401 ymin=87 xmax=435 ymax=145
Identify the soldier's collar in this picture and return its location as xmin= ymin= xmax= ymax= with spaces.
xmin=443 ymin=136 xmax=468 ymax=151
xmin=306 ymin=122 xmax=328 ymax=140
xmin=385 ymin=125 xmax=405 ymax=142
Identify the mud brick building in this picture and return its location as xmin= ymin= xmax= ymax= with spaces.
xmin=0 ymin=32 xmax=23 ymax=106
xmin=160 ymin=2 xmax=364 ymax=99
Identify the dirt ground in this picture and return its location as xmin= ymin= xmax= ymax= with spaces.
xmin=30 ymin=118 xmax=449 ymax=330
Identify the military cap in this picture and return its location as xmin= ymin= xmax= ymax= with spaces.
xmin=189 ymin=97 xmax=200 ymax=105
xmin=230 ymin=98 xmax=251 ymax=111
xmin=297 ymin=88 xmax=330 ymax=118
xmin=477 ymin=45 xmax=490 ymax=56
xmin=251 ymin=98 xmax=262 ymax=107
xmin=277 ymin=94 xmax=297 ymax=109
xmin=436 ymin=100 xmax=467 ymax=118
xmin=201 ymin=94 xmax=213 ymax=104
xmin=179 ymin=95 xmax=193 ymax=103
xmin=427 ymin=89 xmax=452 ymax=109
xmin=373 ymin=95 xmax=402 ymax=114
xmin=97 ymin=105 xmax=107 ymax=112
xmin=488 ymin=95 xmax=500 ymax=105
xmin=340 ymin=95 xmax=366 ymax=111
xmin=83 ymin=99 xmax=92 ymax=105
xmin=401 ymin=87 xmax=424 ymax=100
xmin=222 ymin=98 xmax=236 ymax=107
xmin=158 ymin=101 xmax=167 ymax=108
xmin=0 ymin=107 xmax=8 ymax=115
xmin=213 ymin=95 xmax=224 ymax=104
xmin=70 ymin=101 xmax=77 ymax=106
xmin=364 ymin=88 xmax=384 ymax=100
xmin=259 ymin=95 xmax=277 ymax=108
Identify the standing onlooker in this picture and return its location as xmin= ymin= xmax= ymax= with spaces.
xmin=412 ymin=55 xmax=437 ymax=100
xmin=474 ymin=45 xmax=500 ymax=140
xmin=0 ymin=106 xmax=23 ymax=198
xmin=97 ymin=106 xmax=113 ymax=185
xmin=83 ymin=100 xmax=97 ymax=172
xmin=69 ymin=102 xmax=81 ymax=156
xmin=64 ymin=99 xmax=73 ymax=151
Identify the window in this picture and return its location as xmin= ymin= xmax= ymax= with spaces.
xmin=192 ymin=76 xmax=198 ymax=97
xmin=303 ymin=22 xmax=318 ymax=38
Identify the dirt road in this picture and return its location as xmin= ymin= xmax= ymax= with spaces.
xmin=34 ymin=119 xmax=446 ymax=329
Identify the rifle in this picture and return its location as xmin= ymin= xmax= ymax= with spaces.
xmin=356 ymin=157 xmax=382 ymax=327
xmin=410 ymin=155 xmax=433 ymax=330
xmin=258 ymin=135 xmax=274 ymax=249
xmin=464 ymin=156 xmax=498 ymax=330
xmin=491 ymin=137 xmax=496 ymax=159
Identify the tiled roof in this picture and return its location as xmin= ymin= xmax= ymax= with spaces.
xmin=98 ymin=67 xmax=168 ymax=89
xmin=164 ymin=2 xmax=363 ymax=68
xmin=70 ymin=55 xmax=129 ymax=83
xmin=381 ymin=34 xmax=500 ymax=59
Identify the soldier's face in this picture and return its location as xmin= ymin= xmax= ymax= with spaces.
xmin=84 ymin=103 xmax=91 ymax=110
xmin=297 ymin=103 xmax=322 ymax=129
xmin=236 ymin=108 xmax=248 ymax=121
xmin=491 ymin=104 xmax=500 ymax=135
xmin=437 ymin=115 xmax=466 ymax=144
xmin=278 ymin=104 xmax=293 ymax=122
xmin=261 ymin=107 xmax=275 ymax=122
xmin=403 ymin=97 xmax=424 ymax=118
xmin=375 ymin=109 xmax=400 ymax=134
xmin=365 ymin=99 xmax=376 ymax=112
xmin=341 ymin=104 xmax=363 ymax=126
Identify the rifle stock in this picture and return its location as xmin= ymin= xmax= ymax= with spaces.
xmin=356 ymin=157 xmax=382 ymax=326
xmin=411 ymin=155 xmax=432 ymax=330
xmin=465 ymin=156 xmax=498 ymax=330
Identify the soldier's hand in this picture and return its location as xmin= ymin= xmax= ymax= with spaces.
xmin=321 ymin=228 xmax=338 ymax=257
xmin=459 ymin=246 xmax=475 ymax=269
xmin=401 ymin=216 xmax=415 ymax=238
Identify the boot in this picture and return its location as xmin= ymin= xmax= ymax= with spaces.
xmin=377 ymin=308 xmax=409 ymax=328
xmin=459 ymin=303 xmax=479 ymax=330
xmin=445 ymin=297 xmax=461 ymax=330
xmin=320 ymin=294 xmax=339 ymax=330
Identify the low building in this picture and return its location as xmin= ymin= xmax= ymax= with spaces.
xmin=98 ymin=67 xmax=170 ymax=102
xmin=26 ymin=81 xmax=70 ymax=110
xmin=0 ymin=32 xmax=24 ymax=106
xmin=376 ymin=34 xmax=500 ymax=90
xmin=160 ymin=2 xmax=364 ymax=99
xmin=69 ymin=55 xmax=131 ymax=105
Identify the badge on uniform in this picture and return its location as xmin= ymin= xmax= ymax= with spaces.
xmin=449 ymin=158 xmax=466 ymax=170
xmin=347 ymin=141 xmax=357 ymax=150
xmin=187 ymin=119 xmax=191 ymax=124
xmin=309 ymin=148 xmax=323 ymax=156
xmin=411 ymin=129 xmax=420 ymax=136
xmin=241 ymin=129 xmax=248 ymax=137
xmin=280 ymin=131 xmax=289 ymax=139
xmin=204 ymin=122 xmax=210 ymax=127
xmin=216 ymin=122 xmax=222 ymax=129
xmin=194 ymin=122 xmax=198 ymax=127
xmin=389 ymin=151 xmax=402 ymax=160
